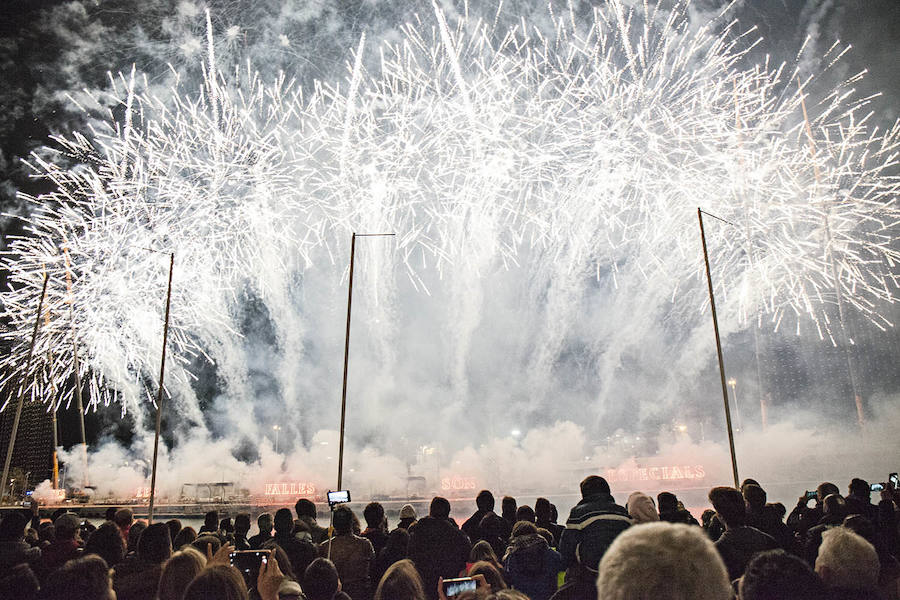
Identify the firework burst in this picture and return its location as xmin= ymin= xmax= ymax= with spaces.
xmin=1 ymin=0 xmax=897 ymax=417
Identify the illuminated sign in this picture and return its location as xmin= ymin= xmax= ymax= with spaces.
xmin=441 ymin=476 xmax=477 ymax=491
xmin=264 ymin=482 xmax=317 ymax=496
xmin=134 ymin=487 xmax=151 ymax=499
xmin=604 ymin=465 xmax=706 ymax=483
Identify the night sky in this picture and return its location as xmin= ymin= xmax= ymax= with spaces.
xmin=1 ymin=0 xmax=899 ymax=462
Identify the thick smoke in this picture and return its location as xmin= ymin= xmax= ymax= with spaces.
xmin=3 ymin=0 xmax=898 ymax=508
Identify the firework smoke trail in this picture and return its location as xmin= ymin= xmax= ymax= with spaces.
xmin=0 ymin=0 xmax=898 ymax=431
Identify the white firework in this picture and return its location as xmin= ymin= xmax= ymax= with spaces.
xmin=1 ymin=0 xmax=897 ymax=418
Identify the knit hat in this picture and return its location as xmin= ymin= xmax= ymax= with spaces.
xmin=399 ymin=504 xmax=417 ymax=520
xmin=626 ymin=492 xmax=660 ymax=524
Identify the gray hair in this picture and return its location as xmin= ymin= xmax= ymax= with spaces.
xmin=815 ymin=527 xmax=879 ymax=591
xmin=596 ymin=522 xmax=731 ymax=600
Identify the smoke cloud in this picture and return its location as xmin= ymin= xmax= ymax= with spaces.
xmin=4 ymin=1 xmax=899 ymax=513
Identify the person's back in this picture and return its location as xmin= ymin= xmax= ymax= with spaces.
xmin=462 ymin=490 xmax=496 ymax=544
xmin=657 ymin=492 xmax=699 ymax=526
xmin=788 ymin=482 xmax=839 ymax=535
xmin=708 ymin=486 xmax=777 ymax=581
xmin=304 ymin=557 xmax=352 ymax=600
xmin=372 ymin=527 xmax=409 ymax=588
xmin=39 ymin=555 xmax=115 ymax=600
xmin=233 ymin=513 xmax=251 ymax=551
xmin=114 ymin=509 xmax=134 ymax=546
xmin=272 ymin=508 xmax=318 ymax=581
xmin=501 ymin=497 xmax=518 ymax=532
xmin=804 ymin=493 xmax=847 ymax=565
xmin=318 ymin=506 xmax=375 ymax=600
xmin=559 ymin=476 xmax=631 ymax=577
xmin=535 ymin=498 xmax=564 ymax=546
xmin=296 ymin=498 xmax=329 ymax=544
xmin=845 ymin=479 xmax=879 ymax=522
xmin=42 ymin=513 xmax=83 ymax=575
xmin=361 ymin=502 xmax=390 ymax=557
xmin=113 ymin=522 xmax=172 ymax=600
xmin=249 ymin=513 xmax=274 ymax=549
xmin=199 ymin=511 xmax=219 ymax=536
xmin=503 ymin=522 xmax=562 ymax=600
xmin=478 ymin=512 xmax=510 ymax=559
xmin=408 ymin=497 xmax=471 ymax=600
xmin=0 ymin=511 xmax=42 ymax=574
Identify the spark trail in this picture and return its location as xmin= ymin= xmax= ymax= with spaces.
xmin=0 ymin=0 xmax=898 ymax=428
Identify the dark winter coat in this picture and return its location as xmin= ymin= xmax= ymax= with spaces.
xmin=0 ymin=540 xmax=42 ymax=574
xmin=461 ymin=509 xmax=492 ymax=544
xmin=408 ymin=516 xmax=471 ymax=600
xmin=504 ymin=533 xmax=563 ymax=600
xmin=248 ymin=531 xmax=273 ymax=549
xmin=273 ymin=531 xmax=318 ymax=583
xmin=559 ymin=493 xmax=631 ymax=573
xmin=361 ymin=528 xmax=389 ymax=558
xmin=658 ymin=508 xmax=699 ymax=526
xmin=714 ymin=525 xmax=778 ymax=580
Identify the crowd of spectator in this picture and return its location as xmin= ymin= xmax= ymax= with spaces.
xmin=0 ymin=474 xmax=897 ymax=600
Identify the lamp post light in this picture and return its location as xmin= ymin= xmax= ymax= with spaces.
xmin=727 ymin=377 xmax=743 ymax=432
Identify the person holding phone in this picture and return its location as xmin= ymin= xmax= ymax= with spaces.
xmin=787 ymin=482 xmax=839 ymax=536
xmin=845 ymin=478 xmax=879 ymax=521
xmin=181 ymin=548 xmax=286 ymax=600
xmin=318 ymin=505 xmax=375 ymax=600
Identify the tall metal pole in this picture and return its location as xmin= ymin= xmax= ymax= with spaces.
xmin=42 ymin=299 xmax=60 ymax=490
xmin=63 ymin=246 xmax=89 ymax=487
xmin=337 ymin=233 xmax=357 ymax=492
xmin=698 ymin=208 xmax=740 ymax=488
xmin=51 ymin=405 xmax=59 ymax=489
xmin=148 ymin=253 xmax=175 ymax=523
xmin=1 ymin=273 xmax=50 ymax=502
xmin=336 ymin=232 xmax=394 ymax=491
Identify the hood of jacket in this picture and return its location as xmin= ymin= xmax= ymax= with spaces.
xmin=507 ymin=533 xmax=549 ymax=575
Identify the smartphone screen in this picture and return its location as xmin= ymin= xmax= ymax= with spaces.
xmin=871 ymin=483 xmax=884 ymax=493
xmin=230 ymin=551 xmax=267 ymax=587
xmin=327 ymin=490 xmax=351 ymax=504
xmin=443 ymin=578 xmax=477 ymax=597
xmin=890 ymin=473 xmax=899 ymax=488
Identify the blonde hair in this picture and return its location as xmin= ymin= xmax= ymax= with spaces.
xmin=157 ymin=546 xmax=206 ymax=600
